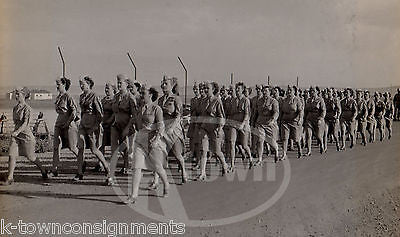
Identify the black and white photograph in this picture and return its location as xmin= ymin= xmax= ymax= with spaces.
xmin=0 ymin=0 xmax=399 ymax=236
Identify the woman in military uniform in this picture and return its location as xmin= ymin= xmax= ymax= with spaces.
xmin=304 ymin=87 xmax=326 ymax=155
xmin=74 ymin=76 xmax=110 ymax=181
xmin=51 ymin=77 xmax=79 ymax=177
xmin=94 ymin=82 xmax=116 ymax=172
xmin=253 ymin=86 xmax=280 ymax=164
xmin=157 ymin=76 xmax=188 ymax=184
xmin=374 ymin=92 xmax=386 ymax=141
xmin=280 ymin=86 xmax=303 ymax=159
xmin=228 ymin=82 xmax=254 ymax=171
xmin=323 ymin=88 xmax=341 ymax=151
xmin=107 ymin=75 xmax=138 ymax=185
xmin=339 ymin=88 xmax=358 ymax=150
xmin=126 ymin=85 xmax=170 ymax=204
xmin=196 ymin=82 xmax=229 ymax=181
xmin=187 ymin=83 xmax=200 ymax=161
xmin=383 ymin=92 xmax=394 ymax=139
xmin=355 ymin=90 xmax=368 ymax=146
xmin=364 ymin=91 xmax=376 ymax=143
xmin=2 ymin=87 xmax=48 ymax=185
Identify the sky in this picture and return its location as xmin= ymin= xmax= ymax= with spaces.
xmin=0 ymin=0 xmax=399 ymax=89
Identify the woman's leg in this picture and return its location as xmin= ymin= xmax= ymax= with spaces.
xmin=281 ymin=124 xmax=289 ymax=159
xmin=266 ymin=138 xmax=279 ymax=162
xmin=130 ymin=168 xmax=142 ymax=198
xmin=257 ymin=134 xmax=265 ymax=164
xmin=76 ymin=133 xmax=85 ymax=178
xmin=52 ymin=127 xmax=61 ymax=172
xmin=90 ymin=144 xmax=110 ymax=175
xmin=199 ymin=150 xmax=208 ymax=179
xmin=305 ymin=126 xmax=313 ymax=155
xmin=7 ymin=155 xmax=17 ymax=182
xmin=7 ymin=140 xmax=18 ymax=181
xmin=171 ymin=142 xmax=188 ymax=183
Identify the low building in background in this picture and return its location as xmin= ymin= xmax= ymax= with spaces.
xmin=6 ymin=89 xmax=53 ymax=100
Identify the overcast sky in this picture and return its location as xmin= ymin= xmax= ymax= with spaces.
xmin=1 ymin=0 xmax=399 ymax=89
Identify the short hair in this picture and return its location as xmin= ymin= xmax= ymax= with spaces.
xmin=149 ymin=87 xmax=159 ymax=102
xmin=235 ymin=82 xmax=245 ymax=89
xmin=16 ymin=87 xmax=31 ymax=99
xmin=58 ymin=77 xmax=71 ymax=91
xmin=211 ymin=82 xmax=220 ymax=95
xmin=83 ymin=76 xmax=94 ymax=89
xmin=105 ymin=82 xmax=117 ymax=94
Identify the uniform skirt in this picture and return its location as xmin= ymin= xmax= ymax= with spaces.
xmin=281 ymin=120 xmax=302 ymax=142
xmin=9 ymin=135 xmax=36 ymax=160
xmin=200 ymin=126 xmax=224 ymax=153
xmin=305 ymin=118 xmax=325 ymax=138
xmin=255 ymin=122 xmax=278 ymax=144
xmin=54 ymin=122 xmax=78 ymax=149
xmin=132 ymin=130 xmax=167 ymax=171
xmin=375 ymin=116 xmax=385 ymax=129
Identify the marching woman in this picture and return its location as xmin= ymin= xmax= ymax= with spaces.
xmin=280 ymin=86 xmax=303 ymax=159
xmin=126 ymin=85 xmax=170 ymax=204
xmin=355 ymin=90 xmax=368 ymax=146
xmin=304 ymin=87 xmax=326 ymax=156
xmin=383 ymin=92 xmax=394 ymax=139
xmin=339 ymin=88 xmax=358 ymax=150
xmin=196 ymin=82 xmax=229 ymax=181
xmin=99 ymin=82 xmax=116 ymax=155
xmin=323 ymin=88 xmax=341 ymax=151
xmin=95 ymin=82 xmax=116 ymax=172
xmin=186 ymin=82 xmax=200 ymax=161
xmin=223 ymin=84 xmax=237 ymax=157
xmin=2 ymin=87 xmax=48 ymax=185
xmin=192 ymin=82 xmax=209 ymax=170
xmin=51 ymin=77 xmax=79 ymax=177
xmin=107 ymin=75 xmax=138 ymax=185
xmin=374 ymin=92 xmax=386 ymax=141
xmin=157 ymin=76 xmax=188 ymax=184
xmin=74 ymin=76 xmax=110 ymax=181
xmin=364 ymin=91 xmax=376 ymax=143
xmin=253 ymin=86 xmax=280 ymax=164
xmin=228 ymin=82 xmax=254 ymax=171
xmin=250 ymin=85 xmax=263 ymax=154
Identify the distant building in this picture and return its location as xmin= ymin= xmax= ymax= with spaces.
xmin=6 ymin=89 xmax=53 ymax=100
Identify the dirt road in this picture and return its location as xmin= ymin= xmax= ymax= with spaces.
xmin=1 ymin=124 xmax=399 ymax=236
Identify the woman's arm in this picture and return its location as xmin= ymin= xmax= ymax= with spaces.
xmin=12 ymin=107 xmax=30 ymax=136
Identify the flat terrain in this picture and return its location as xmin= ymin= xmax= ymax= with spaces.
xmin=1 ymin=123 xmax=399 ymax=236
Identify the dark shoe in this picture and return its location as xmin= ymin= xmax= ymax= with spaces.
xmin=41 ymin=170 xmax=49 ymax=179
xmin=249 ymin=161 xmax=254 ymax=169
xmin=254 ymin=160 xmax=262 ymax=167
xmin=49 ymin=169 xmax=58 ymax=178
xmin=73 ymin=174 xmax=83 ymax=182
xmin=148 ymin=181 xmax=160 ymax=190
xmin=118 ymin=167 xmax=128 ymax=175
xmin=1 ymin=179 xmax=14 ymax=186
xmin=93 ymin=164 xmax=105 ymax=172
xmin=196 ymin=174 xmax=206 ymax=181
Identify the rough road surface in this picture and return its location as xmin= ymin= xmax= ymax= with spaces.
xmin=1 ymin=124 xmax=399 ymax=236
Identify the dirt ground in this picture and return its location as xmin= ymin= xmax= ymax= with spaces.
xmin=0 ymin=123 xmax=399 ymax=236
